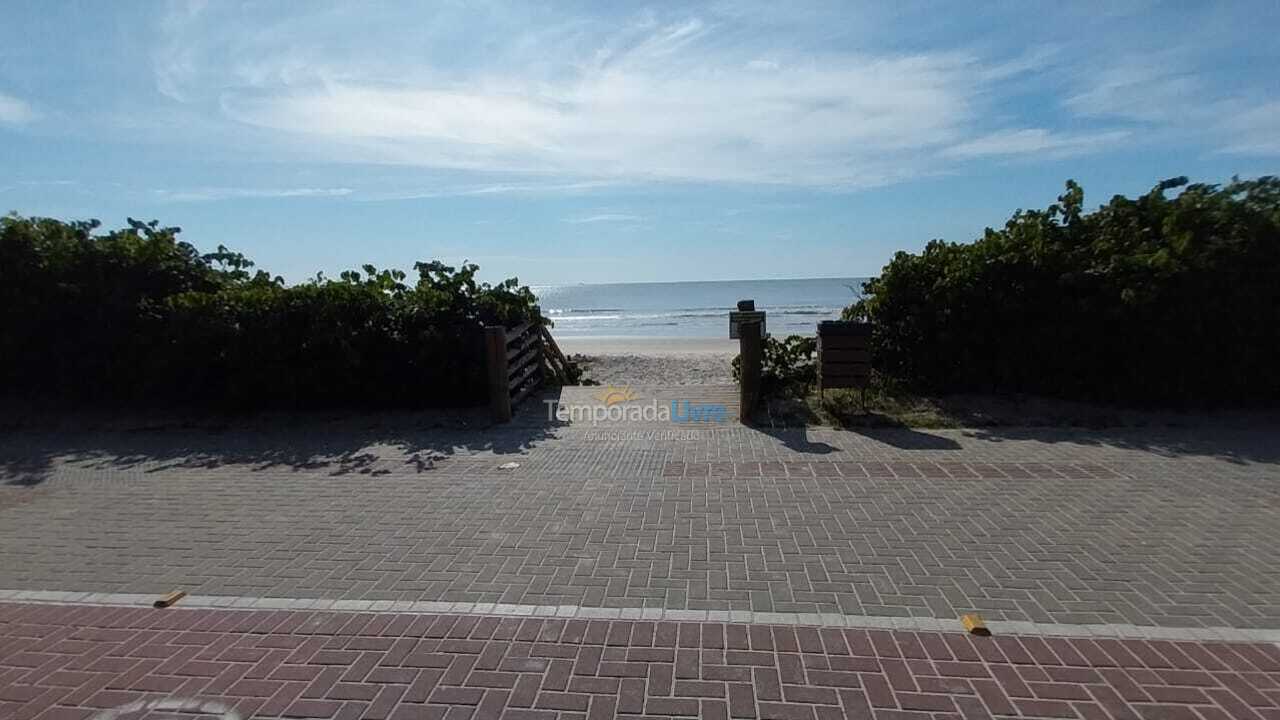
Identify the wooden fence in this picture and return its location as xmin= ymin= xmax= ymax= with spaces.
xmin=817 ymin=320 xmax=871 ymax=405
xmin=484 ymin=321 xmax=574 ymax=422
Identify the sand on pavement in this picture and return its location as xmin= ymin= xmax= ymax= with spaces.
xmin=555 ymin=336 xmax=738 ymax=385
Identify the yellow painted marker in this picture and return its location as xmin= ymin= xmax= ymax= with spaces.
xmin=961 ymin=613 xmax=990 ymax=636
xmin=153 ymin=590 xmax=187 ymax=609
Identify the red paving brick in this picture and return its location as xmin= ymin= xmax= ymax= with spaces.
xmin=1 ymin=603 xmax=1279 ymax=719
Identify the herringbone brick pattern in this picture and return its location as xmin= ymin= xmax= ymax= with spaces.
xmin=658 ymin=460 xmax=1130 ymax=480
xmin=2 ymin=425 xmax=1279 ymax=628
xmin=3 ymin=602 xmax=1279 ymax=720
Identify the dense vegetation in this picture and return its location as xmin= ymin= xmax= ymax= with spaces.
xmin=731 ymin=335 xmax=817 ymax=396
xmin=845 ymin=177 xmax=1280 ymax=404
xmin=0 ymin=215 xmax=545 ymax=409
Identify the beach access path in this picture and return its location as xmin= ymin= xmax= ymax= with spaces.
xmin=557 ymin=337 xmax=738 ymax=387
xmin=2 ymin=414 xmax=1279 ymax=719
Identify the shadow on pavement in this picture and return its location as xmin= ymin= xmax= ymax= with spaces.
xmin=753 ymin=406 xmax=1280 ymax=461
xmin=849 ymin=426 xmax=964 ymax=450
xmin=0 ymin=406 xmax=570 ymax=486
xmin=959 ymin=425 xmax=1280 ymax=465
xmin=751 ymin=428 xmax=841 ymax=454
xmin=748 ymin=424 xmax=963 ymax=453
xmin=752 ymin=410 xmax=964 ymax=452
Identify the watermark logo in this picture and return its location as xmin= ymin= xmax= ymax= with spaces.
xmin=545 ymin=386 xmax=729 ymax=424
xmin=670 ymin=399 xmax=728 ymax=424
xmin=595 ymin=385 xmax=640 ymax=406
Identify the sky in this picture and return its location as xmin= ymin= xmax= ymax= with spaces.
xmin=1 ymin=1 xmax=1277 ymax=285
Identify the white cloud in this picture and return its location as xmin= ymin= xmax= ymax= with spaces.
xmin=1218 ymin=101 xmax=1280 ymax=155
xmin=944 ymin=128 xmax=1130 ymax=159
xmin=564 ymin=213 xmax=643 ymax=224
xmin=0 ymin=179 xmax=79 ymax=194
xmin=215 ymin=49 xmax=978 ymax=186
xmin=1063 ymin=54 xmax=1280 ymax=157
xmin=1065 ymin=61 xmax=1200 ymax=123
xmin=356 ymin=180 xmax=622 ymax=201
xmin=0 ymin=92 xmax=38 ymax=125
xmin=153 ymin=187 xmax=354 ymax=202
xmin=150 ymin=6 xmax=1029 ymax=187
xmin=137 ymin=3 xmax=1278 ymax=189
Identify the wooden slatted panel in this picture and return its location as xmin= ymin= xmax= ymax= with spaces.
xmin=819 ymin=348 xmax=870 ymax=363
xmin=507 ymin=335 xmax=542 ymax=382
xmin=821 ymin=364 xmax=871 ymax=377
xmin=817 ymin=320 xmax=872 ymax=337
xmin=819 ymin=373 xmax=870 ymax=389
xmin=817 ymin=322 xmax=872 ymax=391
xmin=507 ymin=322 xmax=546 ymax=413
xmin=508 ymin=359 xmax=542 ymax=391
xmin=510 ymin=377 xmax=542 ymax=407
xmin=507 ymin=353 xmax=540 ymax=384
xmin=504 ymin=321 xmax=533 ymax=344
xmin=506 ymin=329 xmax=541 ymax=362
xmin=540 ymin=327 xmax=572 ymax=384
xmin=818 ymin=336 xmax=869 ymax=349
xmin=489 ymin=319 xmax=575 ymax=422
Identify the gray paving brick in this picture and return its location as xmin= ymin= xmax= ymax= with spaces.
xmin=1 ymin=420 xmax=1279 ymax=629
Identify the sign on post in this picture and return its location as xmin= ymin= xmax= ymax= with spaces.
xmin=729 ymin=310 xmax=766 ymax=339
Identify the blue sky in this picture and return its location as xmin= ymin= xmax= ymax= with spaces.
xmin=2 ymin=1 xmax=1277 ymax=285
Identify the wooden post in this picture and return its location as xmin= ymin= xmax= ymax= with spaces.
xmin=485 ymin=326 xmax=512 ymax=423
xmin=738 ymin=320 xmax=762 ymax=424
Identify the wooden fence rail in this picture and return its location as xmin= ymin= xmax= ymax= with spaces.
xmin=485 ymin=320 xmax=573 ymax=423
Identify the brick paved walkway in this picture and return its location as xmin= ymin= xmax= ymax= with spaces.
xmin=4 ymin=601 xmax=1280 ymax=720
xmin=2 ymin=424 xmax=1280 ymax=631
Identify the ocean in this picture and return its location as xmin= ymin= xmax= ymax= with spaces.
xmin=533 ymin=277 xmax=867 ymax=338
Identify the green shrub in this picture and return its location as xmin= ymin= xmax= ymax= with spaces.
xmin=846 ymin=177 xmax=1280 ymax=404
xmin=0 ymin=215 xmax=545 ymax=409
xmin=732 ymin=334 xmax=817 ymax=396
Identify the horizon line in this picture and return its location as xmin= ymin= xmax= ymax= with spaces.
xmin=527 ymin=274 xmax=872 ymax=289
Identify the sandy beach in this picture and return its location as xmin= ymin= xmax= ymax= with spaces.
xmin=556 ymin=336 xmax=738 ymax=385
